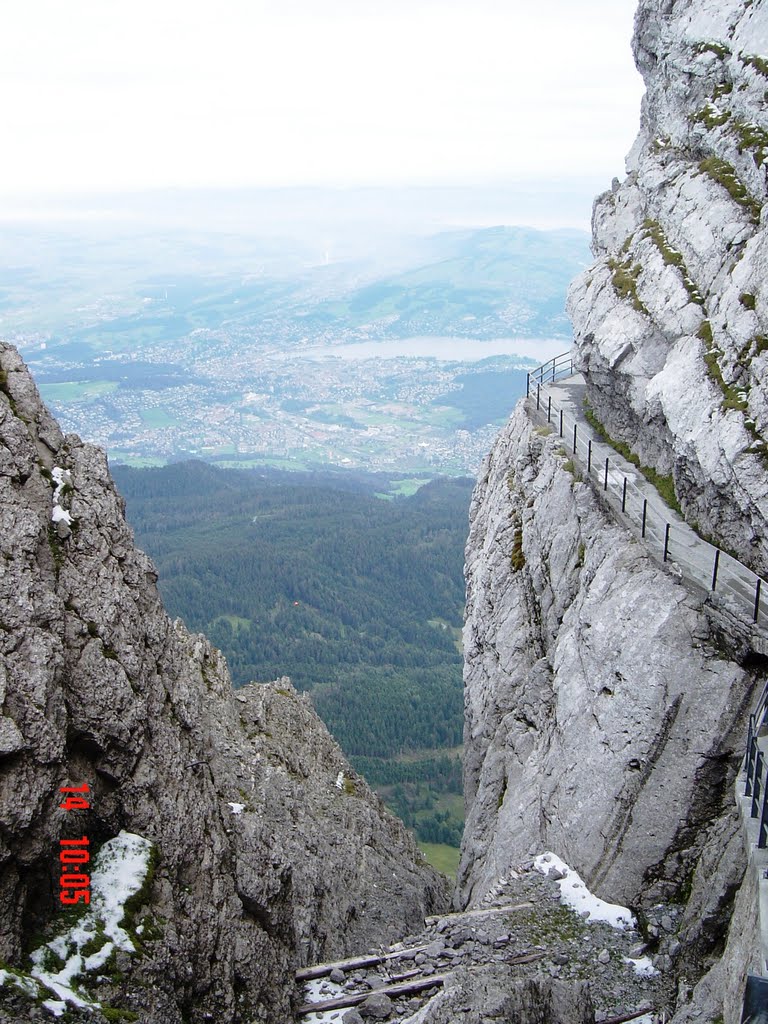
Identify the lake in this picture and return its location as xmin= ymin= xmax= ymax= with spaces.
xmin=301 ymin=336 xmax=571 ymax=362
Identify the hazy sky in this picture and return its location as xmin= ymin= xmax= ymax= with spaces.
xmin=1 ymin=0 xmax=643 ymax=197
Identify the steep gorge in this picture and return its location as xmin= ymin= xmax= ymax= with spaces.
xmin=0 ymin=341 xmax=447 ymax=1023
xmin=4 ymin=1 xmax=768 ymax=1022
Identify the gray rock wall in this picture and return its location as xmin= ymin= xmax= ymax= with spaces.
xmin=460 ymin=1 xmax=768 ymax=1018
xmin=459 ymin=407 xmax=757 ymax=915
xmin=568 ymin=0 xmax=768 ymax=573
xmin=0 ymin=342 xmax=447 ymax=1024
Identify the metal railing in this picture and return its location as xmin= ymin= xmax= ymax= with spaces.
xmin=525 ymin=352 xmax=768 ymax=628
xmin=745 ymin=711 xmax=768 ymax=849
xmin=526 ymin=355 xmax=768 ymax=1013
xmin=527 ymin=353 xmax=574 ymax=389
xmin=740 ymin=686 xmax=768 ymax=1010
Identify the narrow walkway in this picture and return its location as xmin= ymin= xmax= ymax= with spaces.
xmin=529 ymin=355 xmax=768 ymax=1016
xmin=527 ymin=366 xmax=767 ymax=636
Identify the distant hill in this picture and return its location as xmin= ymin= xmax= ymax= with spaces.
xmin=298 ymin=225 xmax=590 ymax=339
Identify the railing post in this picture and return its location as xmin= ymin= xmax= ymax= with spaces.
xmin=746 ymin=729 xmax=757 ymax=797
xmin=746 ymin=715 xmax=755 ymax=793
xmin=587 ymin=439 xmax=592 ymax=473
xmin=559 ymin=410 xmax=563 ymax=437
xmin=759 ymin=780 xmax=768 ymax=848
xmin=752 ymin=750 xmax=764 ymax=818
xmin=604 ymin=457 xmax=609 ymax=491
xmin=663 ymin=523 xmax=670 ymax=562
xmin=621 ymin=477 xmax=627 ymax=513
xmin=551 ymin=361 xmax=556 ymax=383
xmin=547 ymin=396 xmax=552 ymax=424
xmin=641 ymin=499 xmax=647 ymax=538
xmin=712 ymin=549 xmax=720 ymax=592
xmin=536 ymin=384 xmax=541 ymax=411
xmin=572 ymin=423 xmax=577 ymax=455
xmin=526 ymin=373 xmax=530 ymax=398
xmin=755 ymin=579 xmax=762 ymax=624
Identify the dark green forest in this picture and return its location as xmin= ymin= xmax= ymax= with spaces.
xmin=112 ymin=461 xmax=472 ymax=848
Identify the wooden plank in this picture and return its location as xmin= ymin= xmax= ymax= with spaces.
xmin=503 ymin=951 xmax=546 ymax=966
xmin=296 ymin=944 xmax=430 ymax=981
xmin=297 ymin=973 xmax=449 ymax=1016
xmin=425 ymin=901 xmax=534 ymax=925
xmin=384 ymin=969 xmax=422 ymax=984
xmin=596 ymin=1008 xmax=653 ymax=1024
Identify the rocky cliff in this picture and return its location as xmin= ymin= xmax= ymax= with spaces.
xmin=571 ymin=0 xmax=768 ymax=573
xmin=0 ymin=340 xmax=447 ymax=1024
xmin=460 ymin=1 xmax=768 ymax=1021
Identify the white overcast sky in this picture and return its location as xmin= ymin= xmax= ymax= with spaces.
xmin=0 ymin=0 xmax=643 ymax=196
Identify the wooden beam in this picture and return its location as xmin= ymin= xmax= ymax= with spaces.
xmin=596 ymin=1008 xmax=654 ymax=1024
xmin=384 ymin=969 xmax=422 ymax=984
xmin=425 ymin=901 xmax=534 ymax=925
xmin=296 ymin=944 xmax=430 ymax=982
xmin=297 ymin=973 xmax=449 ymax=1016
xmin=503 ymin=951 xmax=546 ymax=966
xmin=297 ymin=954 xmax=546 ymax=1017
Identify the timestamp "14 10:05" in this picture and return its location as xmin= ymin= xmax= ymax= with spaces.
xmin=59 ymin=784 xmax=91 ymax=906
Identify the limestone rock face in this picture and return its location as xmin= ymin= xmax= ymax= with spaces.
xmin=568 ymin=0 xmax=768 ymax=573
xmin=460 ymin=2 xmax=768 ymax=1021
xmin=459 ymin=407 xmax=756 ymax=913
xmin=0 ymin=342 xmax=447 ymax=1024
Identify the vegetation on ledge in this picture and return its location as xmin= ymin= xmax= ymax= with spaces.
xmin=739 ymin=52 xmax=768 ymax=78
xmin=642 ymin=219 xmax=704 ymax=305
xmin=698 ymin=321 xmax=768 ymax=466
xmin=698 ymin=156 xmax=762 ymax=222
xmin=583 ymin=400 xmax=681 ymax=514
xmin=694 ymin=41 xmax=731 ymax=60
xmin=607 ymin=255 xmax=648 ymax=315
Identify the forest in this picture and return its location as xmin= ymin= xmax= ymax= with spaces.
xmin=112 ymin=460 xmax=473 ymax=851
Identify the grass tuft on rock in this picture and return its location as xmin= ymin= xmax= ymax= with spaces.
xmin=607 ymin=255 xmax=648 ymax=315
xmin=698 ymin=156 xmax=762 ymax=221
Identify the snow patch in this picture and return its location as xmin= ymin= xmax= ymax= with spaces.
xmin=51 ymin=505 xmax=73 ymax=525
xmin=51 ymin=466 xmax=71 ymax=502
xmin=335 ymin=771 xmax=345 ymax=790
xmin=303 ymin=976 xmax=346 ymax=1023
xmin=228 ymin=802 xmax=245 ymax=815
xmin=623 ymin=955 xmax=659 ymax=978
xmin=42 ymin=999 xmax=68 ymax=1017
xmin=51 ymin=467 xmax=74 ymax=526
xmin=29 ymin=830 xmax=153 ymax=1016
xmin=534 ymin=852 xmax=637 ymax=930
xmin=0 ymin=969 xmax=39 ymax=997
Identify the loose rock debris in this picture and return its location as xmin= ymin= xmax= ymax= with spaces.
xmin=298 ymin=861 xmax=665 ymax=1022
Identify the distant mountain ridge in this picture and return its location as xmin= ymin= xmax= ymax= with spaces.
xmin=297 ymin=225 xmax=590 ymax=339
